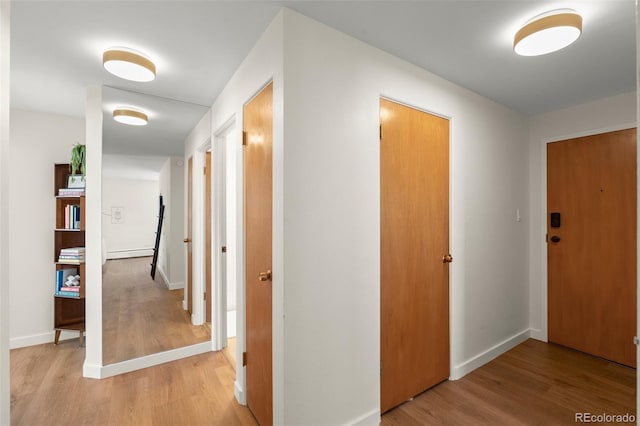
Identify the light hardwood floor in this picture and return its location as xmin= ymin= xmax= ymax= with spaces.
xmin=382 ymin=339 xmax=636 ymax=425
xmin=10 ymin=341 xmax=256 ymax=425
xmin=11 ymin=338 xmax=635 ymax=425
xmin=223 ymin=337 xmax=237 ymax=370
xmin=102 ymin=257 xmax=210 ymax=365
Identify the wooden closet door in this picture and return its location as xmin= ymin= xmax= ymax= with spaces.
xmin=380 ymin=98 xmax=450 ymax=412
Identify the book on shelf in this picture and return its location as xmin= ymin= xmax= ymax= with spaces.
xmin=56 ymin=268 xmax=78 ymax=292
xmin=60 ymin=247 xmax=85 ymax=253
xmin=57 ymin=259 xmax=84 ymax=264
xmin=59 ymin=286 xmax=80 ymax=292
xmin=58 ymin=188 xmax=85 ymax=197
xmin=62 ymin=204 xmax=81 ymax=229
xmin=57 ymin=246 xmax=85 ymax=263
xmin=56 ymin=291 xmax=80 ymax=298
xmin=58 ymin=257 xmax=85 ymax=262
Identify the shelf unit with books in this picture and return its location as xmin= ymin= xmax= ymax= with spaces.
xmin=53 ymin=163 xmax=86 ymax=346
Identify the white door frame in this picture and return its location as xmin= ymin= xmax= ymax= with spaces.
xmin=190 ymin=138 xmax=212 ymax=326
xmin=211 ymin=115 xmax=247 ymax=404
xmin=211 ymin=118 xmax=232 ymax=351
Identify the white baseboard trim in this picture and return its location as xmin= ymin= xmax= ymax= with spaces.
xmin=450 ymin=328 xmax=531 ymax=380
xmin=346 ymin=408 xmax=380 ymax=426
xmin=529 ymin=328 xmax=547 ymax=342
xmin=167 ymin=281 xmax=184 ymax=290
xmin=10 ymin=330 xmax=79 ymax=349
xmin=158 ymin=267 xmax=184 ymax=290
xmin=234 ymin=381 xmax=246 ymax=405
xmin=106 ymin=249 xmax=153 ymax=260
xmin=83 ymin=362 xmax=102 ymax=379
xmin=183 ymin=300 xmax=188 ymax=310
xmin=86 ymin=342 xmax=211 ymax=379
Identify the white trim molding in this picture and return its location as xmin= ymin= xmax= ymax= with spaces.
xmin=450 ymin=329 xmax=531 ymax=380
xmin=10 ymin=331 xmax=79 ymax=349
xmin=106 ymin=248 xmax=153 ymax=260
xmin=86 ymin=341 xmax=211 ymax=379
xmin=346 ymin=408 xmax=380 ymax=426
xmin=158 ymin=267 xmax=184 ymax=290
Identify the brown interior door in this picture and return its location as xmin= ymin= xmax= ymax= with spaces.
xmin=547 ymin=128 xmax=637 ymax=367
xmin=186 ymin=156 xmax=193 ymax=316
xmin=244 ymin=82 xmax=273 ymax=426
xmin=380 ymin=98 xmax=450 ymax=413
xmin=205 ymin=151 xmax=212 ymax=323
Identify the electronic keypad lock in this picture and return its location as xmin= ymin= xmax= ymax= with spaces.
xmin=550 ymin=212 xmax=561 ymax=228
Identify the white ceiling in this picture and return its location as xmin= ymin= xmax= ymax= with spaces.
xmin=10 ymin=1 xmax=636 ymax=158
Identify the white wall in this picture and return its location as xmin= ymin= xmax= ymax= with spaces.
xmin=528 ymin=92 xmax=637 ymax=341
xmin=102 ymin=177 xmax=157 ymax=259
xmin=183 ymin=111 xmax=211 ymax=324
xmin=8 ymin=109 xmax=85 ymax=348
xmin=83 ymin=85 xmax=103 ymax=377
xmin=195 ymin=10 xmax=284 ymax=419
xmin=202 ymin=9 xmax=529 ymax=424
xmin=280 ymin=10 xmax=529 ymax=425
xmin=158 ymin=156 xmax=185 ymax=289
xmin=0 ymin=2 xmax=10 ymax=422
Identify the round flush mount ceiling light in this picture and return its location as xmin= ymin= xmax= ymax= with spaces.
xmin=103 ymin=47 xmax=156 ymax=82
xmin=514 ymin=9 xmax=582 ymax=56
xmin=113 ymin=107 xmax=148 ymax=126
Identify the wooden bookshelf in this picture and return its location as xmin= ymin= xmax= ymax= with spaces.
xmin=53 ymin=163 xmax=85 ymax=346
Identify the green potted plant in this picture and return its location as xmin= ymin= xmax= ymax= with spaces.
xmin=70 ymin=143 xmax=86 ymax=178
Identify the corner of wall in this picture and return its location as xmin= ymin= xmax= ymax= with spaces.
xmin=450 ymin=329 xmax=530 ymax=380
xmin=0 ymin=1 xmax=10 ymax=423
xmin=84 ymin=85 xmax=104 ymax=373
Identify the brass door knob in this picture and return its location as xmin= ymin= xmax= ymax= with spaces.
xmin=259 ymin=270 xmax=272 ymax=282
xmin=442 ymin=254 xmax=453 ymax=263
xmin=183 ymin=238 xmax=191 ymax=243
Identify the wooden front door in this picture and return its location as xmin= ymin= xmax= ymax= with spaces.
xmin=186 ymin=156 xmax=193 ymax=316
xmin=380 ymin=98 xmax=450 ymax=413
xmin=205 ymin=151 xmax=212 ymax=323
xmin=244 ymin=82 xmax=273 ymax=426
xmin=547 ymin=128 xmax=637 ymax=367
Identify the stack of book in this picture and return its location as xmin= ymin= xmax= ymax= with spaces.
xmin=56 ymin=267 xmax=80 ymax=297
xmin=63 ymin=204 xmax=81 ymax=229
xmin=58 ymin=247 xmax=85 ymax=264
xmin=58 ymin=188 xmax=85 ymax=197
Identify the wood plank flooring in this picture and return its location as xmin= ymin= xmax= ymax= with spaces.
xmin=10 ymin=341 xmax=256 ymax=426
xmin=11 ymin=337 xmax=635 ymax=425
xmin=223 ymin=337 xmax=237 ymax=370
xmin=382 ymin=339 xmax=636 ymax=425
xmin=102 ymin=257 xmax=210 ymax=365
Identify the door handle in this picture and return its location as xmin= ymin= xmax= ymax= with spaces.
xmin=183 ymin=238 xmax=191 ymax=243
xmin=442 ymin=254 xmax=453 ymax=263
xmin=550 ymin=235 xmax=561 ymax=243
xmin=259 ymin=270 xmax=272 ymax=282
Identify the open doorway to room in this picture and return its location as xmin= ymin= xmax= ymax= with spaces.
xmin=208 ymin=118 xmax=239 ymax=369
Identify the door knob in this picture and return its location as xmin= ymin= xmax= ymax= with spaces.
xmin=442 ymin=254 xmax=453 ymax=263
xmin=550 ymin=235 xmax=561 ymax=243
xmin=183 ymin=238 xmax=191 ymax=243
xmin=259 ymin=270 xmax=272 ymax=282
